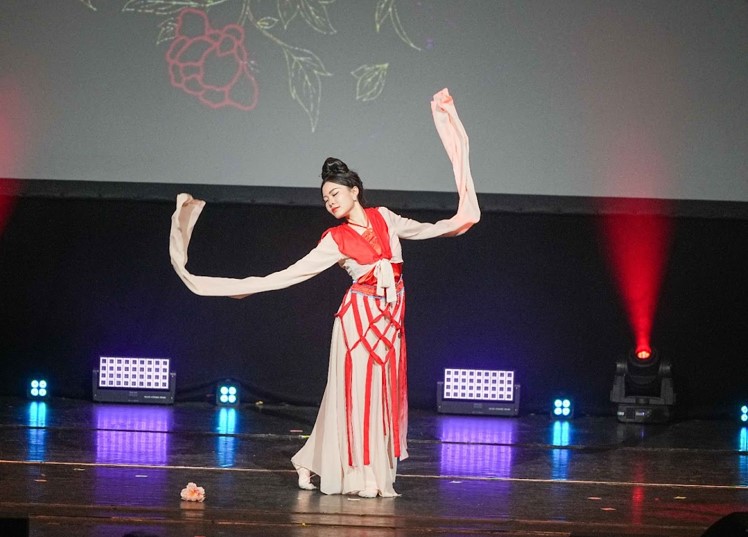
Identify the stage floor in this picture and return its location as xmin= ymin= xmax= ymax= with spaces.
xmin=0 ymin=397 xmax=746 ymax=537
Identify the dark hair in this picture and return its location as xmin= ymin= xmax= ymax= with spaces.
xmin=320 ymin=157 xmax=367 ymax=207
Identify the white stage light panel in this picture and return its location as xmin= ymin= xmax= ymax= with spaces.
xmin=443 ymin=369 xmax=515 ymax=402
xmin=98 ymin=357 xmax=171 ymax=390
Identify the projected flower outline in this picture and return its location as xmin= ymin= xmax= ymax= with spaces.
xmin=81 ymin=0 xmax=423 ymax=131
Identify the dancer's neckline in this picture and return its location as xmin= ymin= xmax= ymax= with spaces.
xmin=347 ymin=219 xmax=370 ymax=230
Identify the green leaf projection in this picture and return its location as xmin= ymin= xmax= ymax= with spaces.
xmin=122 ymin=0 xmax=231 ymax=16
xmin=282 ymin=46 xmax=331 ymax=131
xmin=296 ymin=0 xmax=337 ymax=35
xmin=375 ymin=0 xmax=421 ymax=51
xmin=351 ymin=64 xmax=389 ymax=102
xmin=81 ymin=0 xmax=422 ymax=132
xmin=156 ymin=17 xmax=178 ymax=44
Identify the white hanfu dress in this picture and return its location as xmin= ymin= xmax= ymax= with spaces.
xmin=169 ymin=88 xmax=480 ymax=496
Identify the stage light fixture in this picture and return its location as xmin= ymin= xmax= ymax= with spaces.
xmin=92 ymin=356 xmax=176 ymax=405
xmin=436 ymin=368 xmax=520 ymax=416
xmin=216 ymin=381 xmax=240 ymax=406
xmin=28 ymin=379 xmax=48 ymax=399
xmin=740 ymin=405 xmax=748 ymax=423
xmin=552 ymin=398 xmax=573 ymax=419
xmin=610 ymin=347 xmax=675 ymax=423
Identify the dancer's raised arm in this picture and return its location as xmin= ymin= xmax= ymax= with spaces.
xmin=384 ymin=88 xmax=480 ymax=241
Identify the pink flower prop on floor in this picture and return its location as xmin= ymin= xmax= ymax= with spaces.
xmin=166 ymin=8 xmax=259 ymax=111
xmin=180 ymin=482 xmax=206 ymax=502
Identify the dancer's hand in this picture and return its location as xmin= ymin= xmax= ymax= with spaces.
xmin=431 ymin=88 xmax=453 ymax=112
xmin=180 ymin=194 xmax=205 ymax=209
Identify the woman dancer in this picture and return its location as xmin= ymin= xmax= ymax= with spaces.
xmin=169 ymin=88 xmax=479 ymax=497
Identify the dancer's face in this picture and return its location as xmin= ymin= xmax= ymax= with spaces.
xmin=322 ymin=182 xmax=359 ymax=220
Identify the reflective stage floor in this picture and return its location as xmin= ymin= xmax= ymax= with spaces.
xmin=0 ymin=397 xmax=747 ymax=537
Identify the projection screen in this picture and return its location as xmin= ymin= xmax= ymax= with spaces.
xmin=1 ymin=1 xmax=746 ymax=202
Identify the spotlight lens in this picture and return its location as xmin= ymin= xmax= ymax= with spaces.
xmin=636 ymin=349 xmax=651 ymax=359
xmin=39 ymin=380 xmax=47 ymax=389
xmin=39 ymin=389 xmax=47 ymax=397
xmin=228 ymin=394 xmax=237 ymax=404
xmin=553 ymin=407 xmax=562 ymax=416
xmin=31 ymin=388 xmax=39 ymax=397
xmin=742 ymin=414 xmax=748 ymax=422
xmin=220 ymin=386 xmax=229 ymax=395
xmin=554 ymin=399 xmax=562 ymax=408
xmin=563 ymin=399 xmax=571 ymax=408
xmin=228 ymin=387 xmax=237 ymax=395
xmin=31 ymin=380 xmax=39 ymax=389
xmin=741 ymin=405 xmax=748 ymax=414
xmin=220 ymin=394 xmax=228 ymax=403
xmin=562 ymin=408 xmax=570 ymax=416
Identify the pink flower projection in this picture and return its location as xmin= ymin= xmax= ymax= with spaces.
xmin=166 ymin=9 xmax=259 ymax=111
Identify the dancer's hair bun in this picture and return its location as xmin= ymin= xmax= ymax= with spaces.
xmin=321 ymin=157 xmax=349 ymax=179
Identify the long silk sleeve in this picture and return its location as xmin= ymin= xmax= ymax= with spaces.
xmin=389 ymin=88 xmax=480 ymax=240
xmin=169 ymin=193 xmax=341 ymax=297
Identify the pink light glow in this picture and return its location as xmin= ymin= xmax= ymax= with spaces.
xmin=166 ymin=9 xmax=259 ymax=111
xmin=630 ymin=460 xmax=646 ymax=525
xmin=0 ymin=185 xmax=20 ymax=237
xmin=598 ymin=130 xmax=674 ymax=352
xmin=0 ymin=77 xmax=27 ymax=235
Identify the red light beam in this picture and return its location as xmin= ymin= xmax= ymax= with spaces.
xmin=598 ymin=130 xmax=674 ymax=352
xmin=601 ymin=210 xmax=672 ymax=352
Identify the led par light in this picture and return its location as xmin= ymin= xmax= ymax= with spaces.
xmin=216 ymin=381 xmax=240 ymax=406
xmin=28 ymin=379 xmax=49 ymax=399
xmin=92 ymin=356 xmax=176 ymax=404
xmin=437 ymin=368 xmax=520 ymax=416
xmin=741 ymin=405 xmax=748 ymax=423
xmin=552 ymin=398 xmax=574 ymax=419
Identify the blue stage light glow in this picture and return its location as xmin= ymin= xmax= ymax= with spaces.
xmin=27 ymin=401 xmax=48 ymax=462
xmin=216 ymin=407 xmax=238 ymax=467
xmin=550 ymin=420 xmax=573 ymax=480
xmin=740 ymin=428 xmax=748 ymax=486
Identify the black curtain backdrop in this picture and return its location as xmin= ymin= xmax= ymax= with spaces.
xmin=1 ymin=193 xmax=746 ymax=418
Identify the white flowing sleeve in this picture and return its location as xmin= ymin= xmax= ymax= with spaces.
xmin=388 ymin=88 xmax=480 ymax=241
xmin=169 ymin=194 xmax=341 ymax=297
